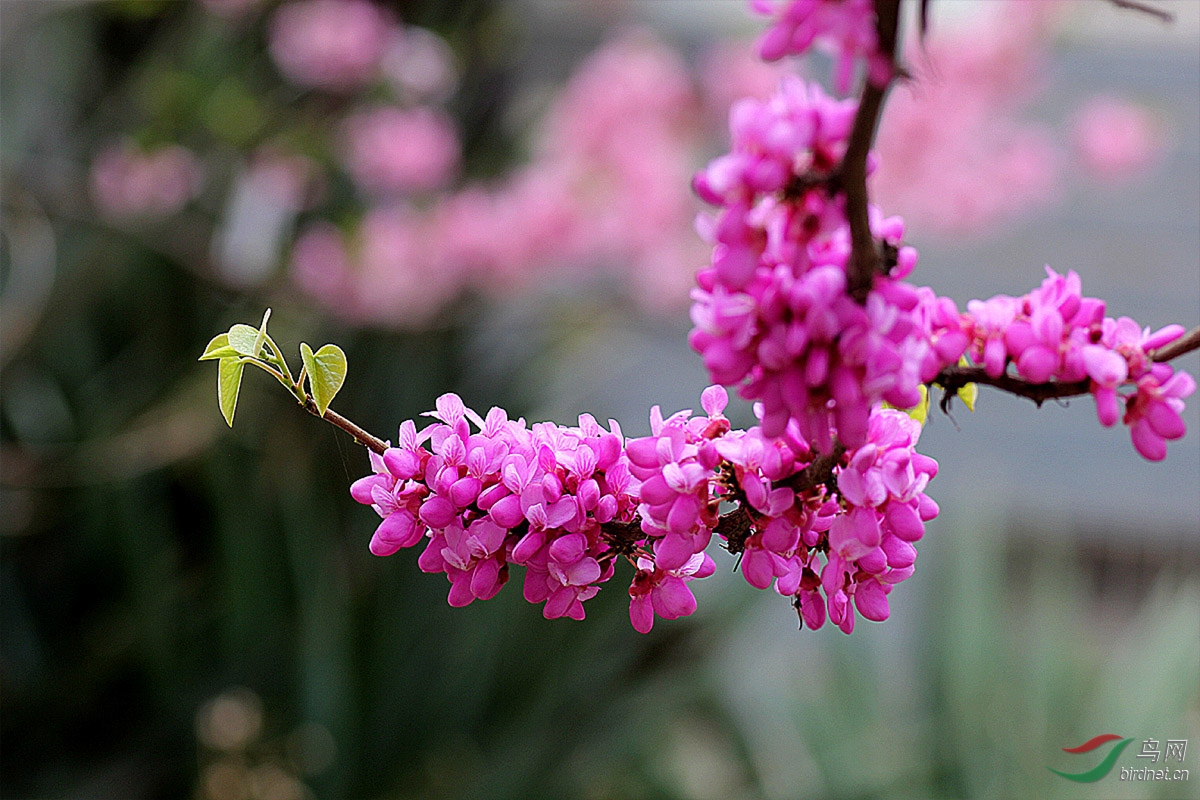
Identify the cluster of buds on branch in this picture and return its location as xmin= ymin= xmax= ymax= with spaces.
xmin=346 ymin=386 xmax=936 ymax=633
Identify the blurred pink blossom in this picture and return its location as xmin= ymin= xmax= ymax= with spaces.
xmin=381 ymin=26 xmax=458 ymax=103
xmin=355 ymin=207 xmax=463 ymax=324
xmin=89 ymin=141 xmax=203 ymax=220
xmin=290 ymin=221 xmax=353 ymax=300
xmin=427 ymin=164 xmax=582 ymax=287
xmin=268 ymin=0 xmax=395 ymax=91
xmin=294 ymin=29 xmax=795 ymax=324
xmin=698 ymin=39 xmax=796 ymax=116
xmin=870 ymin=0 xmax=1063 ymax=237
xmin=291 ymin=207 xmax=468 ymax=328
xmin=339 ymin=106 xmax=460 ymax=196
xmin=532 ymin=30 xmax=708 ymax=309
xmin=1071 ymin=95 xmax=1164 ymax=183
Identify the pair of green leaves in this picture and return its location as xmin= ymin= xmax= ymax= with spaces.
xmin=199 ymin=309 xmax=347 ymax=427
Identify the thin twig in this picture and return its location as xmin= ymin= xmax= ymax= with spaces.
xmin=1109 ymin=0 xmax=1174 ymax=23
xmin=1149 ymin=324 xmax=1200 ymax=363
xmin=302 ymin=398 xmax=388 ymax=454
xmin=933 ymin=366 xmax=1091 ymax=413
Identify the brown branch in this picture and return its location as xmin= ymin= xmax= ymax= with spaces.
xmin=777 ymin=441 xmax=847 ymax=494
xmin=843 ymin=0 xmax=902 ymax=304
xmin=783 ymin=169 xmax=840 ymax=200
xmin=1109 ymin=0 xmax=1174 ymax=23
xmin=302 ymin=398 xmax=388 ymax=455
xmin=933 ymin=366 xmax=1090 ymax=412
xmin=933 ymin=325 xmax=1199 ymax=412
xmin=600 ymin=518 xmax=644 ymax=557
xmin=714 ymin=504 xmax=755 ymax=555
xmin=1149 ymin=324 xmax=1200 ymax=363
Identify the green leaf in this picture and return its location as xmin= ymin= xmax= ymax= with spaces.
xmin=253 ymin=308 xmax=272 ymax=358
xmin=218 ymin=356 xmax=245 ymax=427
xmin=955 ymin=355 xmax=977 ymax=412
xmin=227 ymin=324 xmax=262 ymax=357
xmin=884 ymin=384 xmax=929 ymax=425
xmin=300 ymin=342 xmax=347 ymax=416
xmin=908 ymin=384 xmax=930 ymax=425
xmin=199 ymin=333 xmax=239 ymax=361
xmin=957 ymin=381 xmax=978 ymax=413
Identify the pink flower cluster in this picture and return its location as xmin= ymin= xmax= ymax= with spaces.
xmin=689 ymin=77 xmax=967 ymax=450
xmin=352 ymin=386 xmax=942 ymax=635
xmin=623 ymin=386 xmax=936 ymax=634
xmin=290 ymin=30 xmax=712 ymax=325
xmin=751 ymin=0 xmax=890 ymax=92
xmin=268 ymin=0 xmax=394 ymax=92
xmin=964 ymin=267 xmax=1194 ymax=461
xmin=870 ymin=1 xmax=1061 ymax=237
xmin=338 ymin=105 xmax=459 ymax=196
xmin=90 ymin=142 xmax=203 ymax=221
xmin=1071 ymin=95 xmax=1164 ymax=184
xmin=351 ymin=393 xmax=640 ymax=621
xmin=816 ymin=408 xmax=936 ymax=632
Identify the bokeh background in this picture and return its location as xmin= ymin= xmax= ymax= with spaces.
xmin=2 ymin=1 xmax=1198 ymax=798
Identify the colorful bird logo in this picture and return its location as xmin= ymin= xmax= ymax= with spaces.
xmin=1048 ymin=734 xmax=1135 ymax=782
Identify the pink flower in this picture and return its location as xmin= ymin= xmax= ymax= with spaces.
xmin=625 ymin=402 xmax=722 ymax=571
xmin=352 ymin=394 xmax=640 ymax=619
xmin=963 ymin=268 xmax=1193 ymax=460
xmin=628 ymin=552 xmax=716 ymax=634
xmin=354 ymin=387 xmax=942 ymax=633
xmin=339 ymin=106 xmax=460 ymax=196
xmin=268 ymin=0 xmax=394 ymax=91
xmin=381 ymin=26 xmax=458 ymax=103
xmin=752 ymin=0 xmax=891 ymax=93
xmin=690 ymin=77 xmax=966 ymax=450
xmin=90 ymin=142 xmax=203 ymax=220
xmin=1072 ymin=95 xmax=1163 ymax=183
xmin=1123 ymin=371 xmax=1195 ymax=461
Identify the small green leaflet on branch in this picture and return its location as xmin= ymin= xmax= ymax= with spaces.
xmin=227 ymin=324 xmax=264 ymax=357
xmin=889 ymin=357 xmax=977 ymax=424
xmin=945 ymin=354 xmax=979 ymax=413
xmin=217 ymin=356 xmax=245 ymax=427
xmin=199 ymin=309 xmax=349 ymax=428
xmin=891 ymin=384 xmax=930 ymax=425
xmin=300 ymin=342 xmax=347 ymax=416
xmin=956 ymin=378 xmax=978 ymax=412
xmin=198 ymin=332 xmax=239 ymax=361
